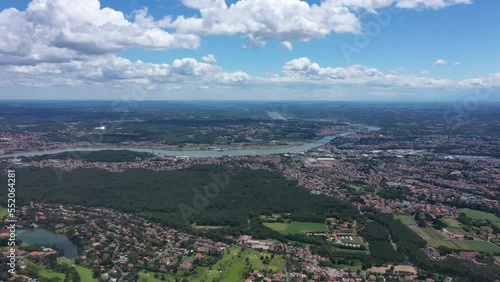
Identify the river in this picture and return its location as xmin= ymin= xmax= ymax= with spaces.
xmin=1 ymin=134 xmax=345 ymax=159
xmin=0 ymin=125 xmax=380 ymax=159
xmin=18 ymin=228 xmax=78 ymax=258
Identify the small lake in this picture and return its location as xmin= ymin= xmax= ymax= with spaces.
xmin=18 ymin=228 xmax=78 ymax=258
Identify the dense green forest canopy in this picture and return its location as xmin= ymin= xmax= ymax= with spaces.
xmin=2 ymin=165 xmax=499 ymax=281
xmin=2 ymin=165 xmax=359 ymax=230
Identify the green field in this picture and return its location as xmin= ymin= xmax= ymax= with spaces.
xmin=0 ymin=206 xmax=8 ymax=219
xmin=193 ymin=247 xmax=285 ymax=282
xmin=406 ymin=224 xmax=500 ymax=253
xmin=57 ymin=257 xmax=97 ymax=282
xmin=335 ymin=261 xmax=363 ymax=271
xmin=479 ymin=226 xmax=494 ymax=233
xmin=422 ymin=228 xmax=446 ymax=240
xmin=460 ymin=209 xmax=500 ymax=228
xmin=26 ymin=259 xmax=66 ymax=280
xmin=395 ymin=216 xmax=458 ymax=249
xmin=454 ymin=240 xmax=500 ymax=254
xmin=263 ymin=222 xmax=328 ymax=235
xmin=426 ymin=239 xmax=461 ymax=250
xmin=138 ymin=270 xmax=175 ymax=282
xmin=442 ymin=218 xmax=461 ymax=228
xmin=406 ymin=225 xmax=460 ymax=249
xmin=444 ymin=227 xmax=465 ymax=236
xmin=394 ymin=215 xmax=416 ymax=225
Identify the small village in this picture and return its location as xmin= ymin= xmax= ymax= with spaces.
xmin=1 ymin=202 xmax=456 ymax=282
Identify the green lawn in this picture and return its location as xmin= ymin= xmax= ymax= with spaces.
xmin=421 ymin=228 xmax=464 ymax=249
xmin=426 ymin=239 xmax=461 ymax=250
xmin=442 ymin=218 xmax=461 ymax=228
xmin=263 ymin=221 xmax=328 ymax=235
xmin=479 ymin=226 xmax=494 ymax=233
xmin=460 ymin=209 xmax=500 ymax=228
xmin=0 ymin=206 xmax=8 ymax=219
xmin=407 ymin=225 xmax=500 ymax=253
xmin=407 ymin=226 xmax=462 ymax=250
xmin=394 ymin=215 xmax=416 ymax=225
xmin=57 ymin=257 xmax=97 ymax=282
xmin=456 ymin=240 xmax=500 ymax=254
xmin=444 ymin=227 xmax=465 ymax=235
xmin=422 ymin=228 xmax=447 ymax=240
xmin=26 ymin=259 xmax=66 ymax=280
xmin=138 ymin=270 xmax=175 ymax=282
xmin=335 ymin=261 xmax=363 ymax=271
xmin=194 ymin=247 xmax=285 ymax=282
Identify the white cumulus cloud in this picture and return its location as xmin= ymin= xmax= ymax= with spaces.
xmin=170 ymin=0 xmax=471 ymax=47
xmin=280 ymin=41 xmax=293 ymax=51
xmin=201 ymin=54 xmax=217 ymax=63
xmin=434 ymin=59 xmax=448 ymax=65
xmin=0 ymin=0 xmax=200 ymax=65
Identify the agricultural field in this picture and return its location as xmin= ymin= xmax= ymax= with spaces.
xmin=395 ymin=216 xmax=488 ymax=251
xmin=405 ymin=224 xmax=500 ymax=253
xmin=444 ymin=227 xmax=466 ymax=236
xmin=460 ymin=209 xmax=500 ymax=228
xmin=263 ymin=221 xmax=328 ymax=235
xmin=421 ymin=228 xmax=463 ymax=249
xmin=193 ymin=247 xmax=285 ymax=282
xmin=426 ymin=239 xmax=461 ymax=250
xmin=421 ymin=228 xmax=446 ymax=240
xmin=453 ymin=240 xmax=500 ymax=254
xmin=441 ymin=218 xmax=461 ymax=228
xmin=406 ymin=225 xmax=461 ymax=250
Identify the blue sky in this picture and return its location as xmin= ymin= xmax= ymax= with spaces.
xmin=0 ymin=0 xmax=499 ymax=100
xmin=118 ymin=0 xmax=500 ymax=78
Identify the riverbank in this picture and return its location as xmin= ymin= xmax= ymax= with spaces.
xmin=0 ymin=135 xmax=340 ymax=159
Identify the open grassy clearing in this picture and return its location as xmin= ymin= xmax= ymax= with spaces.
xmin=57 ymin=257 xmax=97 ymax=282
xmin=421 ymin=228 xmax=447 ymax=240
xmin=0 ymin=206 xmax=8 ymax=219
xmin=138 ymin=270 xmax=175 ymax=282
xmin=479 ymin=226 xmax=494 ymax=233
xmin=263 ymin=221 xmax=328 ymax=235
xmin=442 ymin=218 xmax=461 ymax=228
xmin=405 ymin=225 xmax=459 ymax=250
xmin=192 ymin=224 xmax=224 ymax=230
xmin=369 ymin=265 xmax=417 ymax=275
xmin=426 ymin=239 xmax=461 ymax=250
xmin=453 ymin=240 xmax=500 ymax=254
xmin=26 ymin=259 xmax=66 ymax=280
xmin=460 ymin=209 xmax=500 ymax=228
xmin=394 ymin=215 xmax=416 ymax=225
xmin=444 ymin=227 xmax=466 ymax=235
xmin=334 ymin=261 xmax=363 ymax=271
xmin=406 ymin=224 xmax=500 ymax=253
xmin=193 ymin=247 xmax=285 ymax=282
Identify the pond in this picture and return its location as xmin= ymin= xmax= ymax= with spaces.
xmin=18 ymin=228 xmax=78 ymax=258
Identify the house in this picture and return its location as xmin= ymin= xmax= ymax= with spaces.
xmin=28 ymin=250 xmax=58 ymax=259
xmin=179 ymin=261 xmax=192 ymax=270
xmin=459 ymin=251 xmax=479 ymax=261
xmin=159 ymin=257 xmax=173 ymax=266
